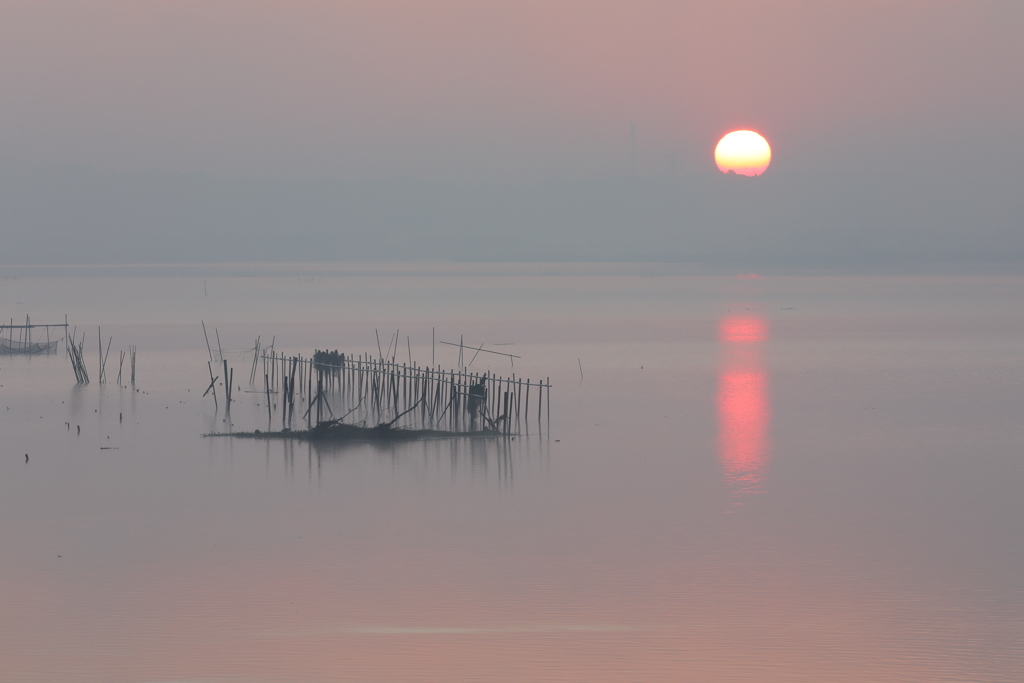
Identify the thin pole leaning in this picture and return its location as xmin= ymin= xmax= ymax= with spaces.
xmin=202 ymin=322 xmax=214 ymax=363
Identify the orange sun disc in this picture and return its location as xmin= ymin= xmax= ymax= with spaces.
xmin=715 ymin=130 xmax=771 ymax=176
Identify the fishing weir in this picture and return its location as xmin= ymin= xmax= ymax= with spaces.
xmin=65 ymin=326 xmax=137 ymax=385
xmin=0 ymin=316 xmax=67 ymax=354
xmin=204 ymin=337 xmax=551 ymax=441
xmin=1 ymin=315 xmax=139 ymax=386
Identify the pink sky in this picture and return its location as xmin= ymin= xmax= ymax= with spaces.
xmin=1 ymin=0 xmax=1020 ymax=181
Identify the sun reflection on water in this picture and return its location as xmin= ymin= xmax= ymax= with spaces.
xmin=718 ymin=315 xmax=770 ymax=499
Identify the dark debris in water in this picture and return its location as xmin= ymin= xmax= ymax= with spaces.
xmin=205 ymin=419 xmax=501 ymax=443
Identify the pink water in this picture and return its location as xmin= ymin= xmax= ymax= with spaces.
xmin=0 ymin=266 xmax=1021 ymax=682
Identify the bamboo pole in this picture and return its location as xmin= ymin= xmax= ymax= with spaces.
xmin=524 ymin=379 xmax=530 ymax=435
xmin=224 ymin=360 xmax=232 ymax=407
xmin=100 ymin=336 xmax=112 ymax=384
xmin=202 ymin=322 xmax=214 ymax=362
xmin=265 ymin=373 xmax=272 ymax=422
xmin=206 ymin=361 xmax=218 ymax=407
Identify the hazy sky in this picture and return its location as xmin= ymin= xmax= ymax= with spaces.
xmin=1 ymin=1 xmax=1022 ymax=264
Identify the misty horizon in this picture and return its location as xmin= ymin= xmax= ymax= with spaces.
xmin=3 ymin=135 xmax=1020 ymax=267
xmin=1 ymin=1 xmax=1021 ymax=268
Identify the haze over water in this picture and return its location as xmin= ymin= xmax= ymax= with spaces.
xmin=1 ymin=265 xmax=1021 ymax=682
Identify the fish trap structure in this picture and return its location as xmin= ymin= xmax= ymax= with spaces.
xmin=208 ymin=344 xmax=551 ymax=437
xmin=0 ymin=315 xmax=66 ymax=355
xmin=65 ymin=326 xmax=137 ymax=386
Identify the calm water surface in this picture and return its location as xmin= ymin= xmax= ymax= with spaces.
xmin=0 ymin=266 xmax=1021 ymax=682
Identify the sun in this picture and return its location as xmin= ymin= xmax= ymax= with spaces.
xmin=715 ymin=130 xmax=771 ymax=176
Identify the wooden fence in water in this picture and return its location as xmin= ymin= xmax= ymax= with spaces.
xmin=209 ymin=348 xmax=550 ymax=436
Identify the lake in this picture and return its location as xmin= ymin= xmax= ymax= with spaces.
xmin=1 ymin=264 xmax=1022 ymax=682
